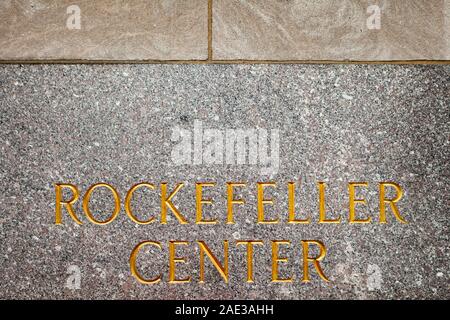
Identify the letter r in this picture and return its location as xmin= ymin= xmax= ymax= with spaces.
xmin=55 ymin=183 xmax=82 ymax=225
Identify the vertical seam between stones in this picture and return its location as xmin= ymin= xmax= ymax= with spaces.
xmin=208 ymin=0 xmax=213 ymax=61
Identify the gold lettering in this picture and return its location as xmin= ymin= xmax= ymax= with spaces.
xmin=55 ymin=183 xmax=82 ymax=225
xmin=318 ymin=182 xmax=341 ymax=223
xmin=271 ymin=240 xmax=293 ymax=283
xmin=379 ymin=182 xmax=407 ymax=223
xmin=161 ymin=183 xmax=188 ymax=224
xmin=301 ymin=240 xmax=329 ymax=283
xmin=82 ymin=183 xmax=120 ymax=225
xmin=288 ymin=182 xmax=310 ymax=224
xmin=236 ymin=240 xmax=264 ymax=283
xmin=198 ymin=240 xmax=229 ymax=283
xmin=125 ymin=183 xmax=156 ymax=225
xmin=129 ymin=241 xmax=162 ymax=284
xmin=257 ymin=182 xmax=279 ymax=224
xmin=195 ymin=183 xmax=217 ymax=224
xmin=169 ymin=241 xmax=191 ymax=283
xmin=349 ymin=182 xmax=371 ymax=223
xmin=226 ymin=182 xmax=246 ymax=224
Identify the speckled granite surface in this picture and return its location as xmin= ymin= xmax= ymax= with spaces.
xmin=0 ymin=64 xmax=448 ymax=299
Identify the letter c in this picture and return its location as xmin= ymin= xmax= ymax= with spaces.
xmin=130 ymin=241 xmax=162 ymax=284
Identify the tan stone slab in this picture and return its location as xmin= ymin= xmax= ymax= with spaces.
xmin=213 ymin=0 xmax=450 ymax=61
xmin=0 ymin=0 xmax=208 ymax=61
